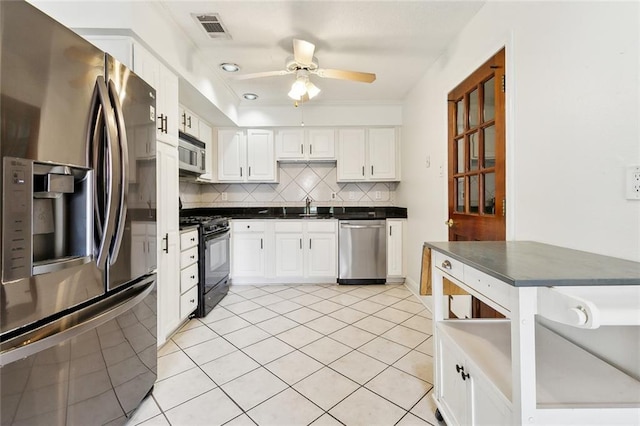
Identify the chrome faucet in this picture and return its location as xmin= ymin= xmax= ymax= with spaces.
xmin=305 ymin=196 xmax=312 ymax=215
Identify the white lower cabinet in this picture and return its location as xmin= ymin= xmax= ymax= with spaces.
xmin=386 ymin=219 xmax=405 ymax=282
xmin=274 ymin=221 xmax=337 ymax=281
xmin=437 ymin=327 xmax=512 ymax=426
xmin=179 ymin=227 xmax=199 ymax=321
xmin=232 ymin=219 xmax=337 ymax=284
xmin=231 ymin=221 xmax=266 ymax=278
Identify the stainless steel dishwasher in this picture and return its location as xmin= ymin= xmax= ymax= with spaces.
xmin=338 ymin=220 xmax=387 ymax=284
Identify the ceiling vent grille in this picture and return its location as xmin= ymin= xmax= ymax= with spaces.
xmin=192 ymin=13 xmax=231 ymax=39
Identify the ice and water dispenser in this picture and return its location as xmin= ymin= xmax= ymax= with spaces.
xmin=2 ymin=157 xmax=92 ymax=281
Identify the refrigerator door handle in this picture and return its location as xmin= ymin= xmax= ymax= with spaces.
xmin=0 ymin=276 xmax=155 ymax=366
xmin=107 ymin=79 xmax=129 ymax=265
xmin=91 ymin=76 xmax=119 ymax=271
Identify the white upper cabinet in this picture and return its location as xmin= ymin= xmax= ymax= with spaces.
xmin=368 ymin=128 xmax=397 ymax=180
xmin=218 ymin=129 xmax=246 ymax=181
xmin=276 ymin=128 xmax=336 ymax=161
xmin=133 ymin=43 xmax=178 ymax=147
xmin=337 ymin=127 xmax=400 ymax=182
xmin=246 ymin=129 xmax=276 ymax=181
xmin=337 ymin=128 xmax=367 ymax=181
xmin=179 ymin=106 xmax=200 ymax=138
xmin=218 ymin=129 xmax=276 ymax=182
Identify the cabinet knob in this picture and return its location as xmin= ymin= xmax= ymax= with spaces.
xmin=191 ymin=237 xmax=195 ymax=241
xmin=190 ymin=275 xmax=195 ymax=279
xmin=441 ymin=260 xmax=452 ymax=269
xmin=190 ymin=299 xmax=195 ymax=303
xmin=190 ymin=255 xmax=195 ymax=259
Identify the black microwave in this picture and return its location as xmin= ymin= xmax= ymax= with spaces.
xmin=178 ymin=132 xmax=206 ymax=175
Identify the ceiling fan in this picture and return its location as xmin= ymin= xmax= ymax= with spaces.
xmin=231 ymin=39 xmax=376 ymax=101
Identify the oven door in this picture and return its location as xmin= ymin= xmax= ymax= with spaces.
xmin=199 ymin=229 xmax=230 ymax=316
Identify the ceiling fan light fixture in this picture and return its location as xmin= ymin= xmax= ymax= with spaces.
xmin=305 ymin=81 xmax=321 ymax=99
xmin=220 ymin=63 xmax=240 ymax=72
xmin=288 ymin=77 xmax=308 ymax=99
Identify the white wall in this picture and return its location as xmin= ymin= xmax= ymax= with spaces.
xmin=399 ymin=0 xmax=639 ymax=377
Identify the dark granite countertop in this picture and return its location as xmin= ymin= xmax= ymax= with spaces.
xmin=181 ymin=206 xmax=407 ymax=220
xmin=425 ymin=241 xmax=640 ymax=287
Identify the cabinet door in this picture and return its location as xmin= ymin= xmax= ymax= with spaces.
xmin=232 ymin=233 xmax=265 ymax=277
xmin=275 ymin=233 xmax=304 ymax=276
xmin=218 ymin=130 xmax=245 ymax=181
xmin=156 ymin=142 xmax=180 ymax=344
xmin=276 ymin=128 xmax=305 ymax=160
xmin=247 ymin=129 xmax=275 ymax=181
xmin=307 ymin=129 xmax=336 ymax=159
xmin=386 ymin=220 xmax=404 ymax=277
xmin=306 ymin=232 xmax=337 ymax=277
xmin=337 ymin=129 xmax=366 ymax=181
xmin=158 ymin=66 xmax=178 ymax=147
xmin=438 ymin=336 xmax=470 ymax=426
xmin=197 ymin=121 xmax=214 ymax=182
xmin=471 ymin=372 xmax=512 ymax=426
xmin=368 ymin=128 xmax=396 ymax=180
xmin=180 ymin=107 xmax=199 ymax=138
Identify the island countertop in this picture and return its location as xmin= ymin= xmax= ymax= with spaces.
xmin=424 ymin=241 xmax=640 ymax=287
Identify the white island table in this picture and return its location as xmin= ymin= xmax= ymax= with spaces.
xmin=424 ymin=241 xmax=640 ymax=426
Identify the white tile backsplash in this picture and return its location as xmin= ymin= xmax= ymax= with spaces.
xmin=180 ymin=163 xmax=397 ymax=208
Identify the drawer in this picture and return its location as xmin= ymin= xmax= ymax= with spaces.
xmin=464 ymin=266 xmax=512 ymax=312
xmin=180 ymin=262 xmax=198 ymax=293
xmin=434 ymin=251 xmax=464 ymax=282
xmin=306 ymin=220 xmax=336 ymax=233
xmin=180 ymin=229 xmax=198 ymax=249
xmin=180 ymin=246 xmax=198 ymax=267
xmin=232 ymin=221 xmax=265 ymax=232
xmin=275 ymin=221 xmax=303 ymax=233
xmin=180 ymin=286 xmax=198 ymax=319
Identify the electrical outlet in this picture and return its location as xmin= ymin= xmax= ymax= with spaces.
xmin=375 ymin=191 xmax=382 ymax=200
xmin=627 ymin=166 xmax=640 ymax=200
xmin=331 ymin=192 xmax=337 ymax=200
xmin=425 ymin=155 xmax=431 ymax=168
xmin=221 ymin=192 xmax=228 ymax=201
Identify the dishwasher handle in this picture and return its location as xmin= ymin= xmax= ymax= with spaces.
xmin=340 ymin=223 xmax=385 ymax=229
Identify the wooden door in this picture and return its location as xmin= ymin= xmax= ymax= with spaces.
xmin=448 ymin=49 xmax=506 ymax=318
xmin=448 ymin=48 xmax=505 ymax=242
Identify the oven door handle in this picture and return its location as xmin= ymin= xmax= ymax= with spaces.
xmin=204 ymin=230 xmax=231 ymax=243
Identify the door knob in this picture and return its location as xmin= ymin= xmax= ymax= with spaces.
xmin=445 ymin=218 xmax=454 ymax=228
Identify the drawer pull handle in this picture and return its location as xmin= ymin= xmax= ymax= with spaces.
xmin=442 ymin=260 xmax=452 ymax=269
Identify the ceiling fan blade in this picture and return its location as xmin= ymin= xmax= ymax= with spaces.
xmin=315 ymin=68 xmax=376 ymax=83
xmin=293 ymin=39 xmax=315 ymax=65
xmin=230 ymin=70 xmax=290 ymax=80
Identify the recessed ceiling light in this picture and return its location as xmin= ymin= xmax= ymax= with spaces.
xmin=220 ymin=63 xmax=240 ymax=72
xmin=243 ymin=93 xmax=258 ymax=100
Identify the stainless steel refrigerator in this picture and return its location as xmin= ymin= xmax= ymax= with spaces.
xmin=1 ymin=2 xmax=158 ymax=425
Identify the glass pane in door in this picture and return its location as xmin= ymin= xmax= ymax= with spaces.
xmin=456 ymin=100 xmax=464 ymax=134
xmin=456 ymin=177 xmax=465 ymax=212
xmin=456 ymin=138 xmax=465 ymax=173
xmin=483 ymin=125 xmax=495 ymax=168
xmin=469 ymin=132 xmax=479 ymax=171
xmin=484 ymin=172 xmax=496 ymax=214
xmin=469 ymin=89 xmax=479 ymax=127
xmin=469 ymin=175 xmax=479 ymax=213
xmin=483 ymin=77 xmax=495 ymax=121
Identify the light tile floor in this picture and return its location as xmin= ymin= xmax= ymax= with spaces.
xmin=127 ymin=284 xmax=443 ymax=426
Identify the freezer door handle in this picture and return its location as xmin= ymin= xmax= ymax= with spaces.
xmin=0 ymin=276 xmax=156 ymax=366
xmin=107 ymin=79 xmax=129 ymax=265
xmin=90 ymin=76 xmax=119 ymax=271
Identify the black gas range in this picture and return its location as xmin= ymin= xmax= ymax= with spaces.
xmin=179 ymin=215 xmax=230 ymax=318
